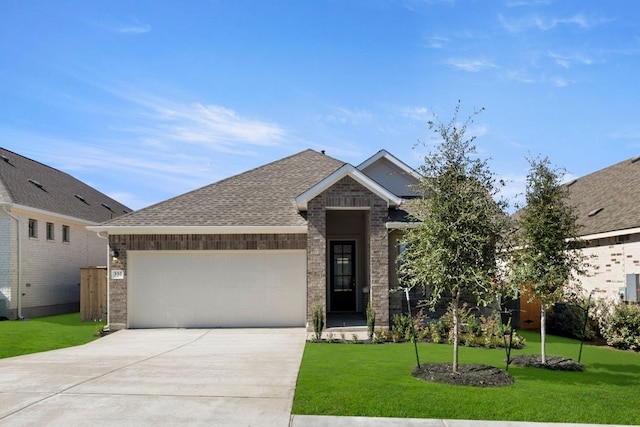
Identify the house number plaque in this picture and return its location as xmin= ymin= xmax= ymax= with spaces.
xmin=111 ymin=270 xmax=124 ymax=280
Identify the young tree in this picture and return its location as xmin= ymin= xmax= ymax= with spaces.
xmin=513 ymin=156 xmax=587 ymax=364
xmin=399 ymin=102 xmax=509 ymax=373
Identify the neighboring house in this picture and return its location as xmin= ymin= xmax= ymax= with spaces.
xmin=565 ymin=156 xmax=640 ymax=302
xmin=89 ymin=149 xmax=421 ymax=330
xmin=0 ymin=148 xmax=131 ymax=319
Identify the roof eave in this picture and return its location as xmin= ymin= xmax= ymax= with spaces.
xmin=86 ymin=225 xmax=308 ymax=235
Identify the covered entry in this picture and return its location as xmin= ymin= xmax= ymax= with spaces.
xmin=127 ymin=250 xmax=306 ymax=328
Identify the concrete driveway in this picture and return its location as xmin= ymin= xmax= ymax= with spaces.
xmin=0 ymin=328 xmax=307 ymax=426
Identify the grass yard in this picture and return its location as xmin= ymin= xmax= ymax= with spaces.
xmin=293 ymin=330 xmax=640 ymax=425
xmin=0 ymin=313 xmax=104 ymax=359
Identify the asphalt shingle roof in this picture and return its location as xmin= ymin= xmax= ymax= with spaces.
xmin=0 ymin=147 xmax=131 ymax=223
xmin=103 ymin=149 xmax=346 ymax=227
xmin=567 ymin=156 xmax=640 ymax=236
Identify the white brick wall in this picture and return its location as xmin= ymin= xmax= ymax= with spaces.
xmin=576 ymin=233 xmax=640 ymax=300
xmin=3 ymin=206 xmax=108 ymax=317
xmin=0 ymin=211 xmax=14 ymax=317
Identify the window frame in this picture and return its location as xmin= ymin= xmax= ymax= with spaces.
xmin=62 ymin=225 xmax=70 ymax=243
xmin=46 ymin=222 xmax=55 ymax=241
xmin=28 ymin=219 xmax=38 ymax=238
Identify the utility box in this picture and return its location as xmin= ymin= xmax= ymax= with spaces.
xmin=80 ymin=267 xmax=107 ymax=321
xmin=625 ymin=274 xmax=639 ymax=302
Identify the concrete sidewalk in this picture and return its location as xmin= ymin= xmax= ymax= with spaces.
xmin=0 ymin=328 xmax=306 ymax=426
xmin=290 ymin=415 xmax=632 ymax=427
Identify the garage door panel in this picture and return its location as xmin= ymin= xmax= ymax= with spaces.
xmin=128 ymin=250 xmax=306 ymax=328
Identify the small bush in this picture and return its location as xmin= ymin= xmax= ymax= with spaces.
xmin=549 ymin=299 xmax=597 ymax=340
xmin=312 ymin=303 xmax=324 ymax=341
xmin=366 ymin=303 xmax=376 ymax=340
xmin=391 ymin=313 xmax=413 ymax=341
xmin=600 ymin=302 xmax=640 ymax=351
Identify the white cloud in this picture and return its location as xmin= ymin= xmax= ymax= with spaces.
xmin=468 ymin=124 xmax=489 ymax=139
xmin=550 ymin=76 xmax=569 ymax=87
xmin=104 ymin=17 xmax=151 ymax=35
xmin=425 ymin=35 xmax=449 ymax=49
xmin=499 ymin=12 xmax=608 ymax=33
xmin=398 ymin=106 xmax=431 ymax=121
xmin=608 ymin=130 xmax=640 ymax=140
xmin=114 ymin=24 xmax=151 ymax=34
xmin=108 ymin=91 xmax=287 ymax=153
xmin=445 ymin=58 xmax=497 ymax=72
xmin=504 ymin=0 xmax=552 ymax=7
xmin=548 ymin=51 xmax=594 ymax=68
xmin=507 ymin=69 xmax=536 ymax=83
xmin=316 ymin=107 xmax=373 ymax=125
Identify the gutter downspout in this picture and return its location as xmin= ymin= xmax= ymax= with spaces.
xmin=1 ymin=204 xmax=23 ymax=319
xmin=96 ymin=231 xmax=110 ymax=330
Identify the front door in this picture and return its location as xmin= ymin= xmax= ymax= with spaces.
xmin=330 ymin=240 xmax=356 ymax=312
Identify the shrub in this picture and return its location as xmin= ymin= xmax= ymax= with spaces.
xmin=366 ymin=303 xmax=376 ymax=340
xmin=549 ymin=299 xmax=597 ymax=340
xmin=391 ymin=313 xmax=413 ymax=341
xmin=312 ymin=303 xmax=324 ymax=341
xmin=600 ymin=302 xmax=640 ymax=351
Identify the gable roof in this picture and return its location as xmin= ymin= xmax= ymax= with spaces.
xmin=95 ymin=149 xmax=346 ymax=233
xmin=567 ymin=156 xmax=640 ymax=238
xmin=0 ymin=147 xmax=131 ymax=223
xmin=357 ymin=149 xmax=421 ymax=198
xmin=294 ymin=164 xmax=402 ymax=211
xmin=358 ymin=149 xmax=421 ymax=180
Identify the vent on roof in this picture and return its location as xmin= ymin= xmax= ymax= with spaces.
xmin=28 ymin=179 xmax=46 ymax=191
xmin=566 ymin=179 xmax=577 ymax=187
xmin=1 ymin=155 xmax=9 ymax=163
xmin=631 ymin=155 xmax=640 ymax=164
xmin=74 ymin=194 xmax=89 ymax=204
xmin=101 ymin=203 xmax=114 ymax=212
xmin=588 ymin=207 xmax=603 ymax=217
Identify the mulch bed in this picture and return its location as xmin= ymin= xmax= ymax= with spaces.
xmin=510 ymin=354 xmax=584 ymax=371
xmin=412 ymin=363 xmax=514 ymax=387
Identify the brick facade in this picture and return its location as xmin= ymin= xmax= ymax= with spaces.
xmin=307 ymin=176 xmax=391 ymax=326
xmin=1 ymin=207 xmax=105 ymax=319
xmin=107 ymin=233 xmax=307 ymax=329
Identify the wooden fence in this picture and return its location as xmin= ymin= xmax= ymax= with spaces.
xmin=80 ymin=267 xmax=107 ymax=322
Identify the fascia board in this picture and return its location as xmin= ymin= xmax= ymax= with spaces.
xmin=5 ymin=203 xmax=98 ymax=226
xmin=358 ymin=149 xmax=422 ymax=180
xmin=580 ymin=227 xmax=640 ymax=241
xmin=294 ymin=164 xmax=402 ymax=211
xmin=86 ymin=225 xmax=308 ymax=235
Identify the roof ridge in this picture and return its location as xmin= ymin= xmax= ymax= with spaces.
xmin=0 ymin=147 xmax=75 ymax=182
xmin=566 ymin=154 xmax=640 ymax=186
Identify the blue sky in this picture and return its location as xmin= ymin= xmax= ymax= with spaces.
xmin=1 ymin=1 xmax=639 ymax=211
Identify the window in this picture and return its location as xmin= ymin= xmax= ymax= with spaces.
xmin=62 ymin=225 xmax=70 ymax=243
xmin=28 ymin=219 xmax=38 ymax=238
xmin=46 ymin=222 xmax=54 ymax=241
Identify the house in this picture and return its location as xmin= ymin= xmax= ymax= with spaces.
xmin=565 ymin=155 xmax=640 ymax=302
xmin=89 ymin=149 xmax=421 ymax=330
xmin=0 ymin=148 xmax=131 ymax=319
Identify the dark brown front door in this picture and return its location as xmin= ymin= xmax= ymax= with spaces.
xmin=330 ymin=240 xmax=356 ymax=312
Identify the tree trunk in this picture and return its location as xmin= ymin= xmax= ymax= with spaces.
xmin=540 ymin=302 xmax=547 ymax=365
xmin=452 ymin=291 xmax=460 ymax=373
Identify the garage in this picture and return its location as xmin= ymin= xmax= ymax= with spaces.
xmin=127 ymin=250 xmax=307 ymax=328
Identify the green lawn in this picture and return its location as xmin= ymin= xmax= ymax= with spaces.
xmin=0 ymin=313 xmax=105 ymax=359
xmin=293 ymin=330 xmax=640 ymax=425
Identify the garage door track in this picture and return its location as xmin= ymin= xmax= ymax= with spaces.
xmin=0 ymin=328 xmax=307 ymax=426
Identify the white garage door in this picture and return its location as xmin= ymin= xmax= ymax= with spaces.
xmin=127 ymin=250 xmax=307 ymax=328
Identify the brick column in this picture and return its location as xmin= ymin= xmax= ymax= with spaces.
xmin=369 ymin=201 xmax=390 ymax=327
xmin=306 ymin=196 xmax=327 ymax=326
